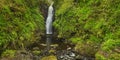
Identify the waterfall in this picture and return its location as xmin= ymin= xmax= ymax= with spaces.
xmin=46 ymin=2 xmax=54 ymax=34
xmin=46 ymin=2 xmax=54 ymax=51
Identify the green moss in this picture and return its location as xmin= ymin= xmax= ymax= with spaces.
xmin=95 ymin=39 xmax=120 ymax=60
xmin=69 ymin=37 xmax=82 ymax=43
xmin=32 ymin=50 xmax=41 ymax=55
xmin=41 ymin=55 xmax=57 ymax=60
xmin=96 ymin=51 xmax=120 ymax=60
xmin=95 ymin=52 xmax=107 ymax=60
xmin=1 ymin=50 xmax=16 ymax=58
xmin=0 ymin=0 xmax=44 ymax=49
xmin=49 ymin=49 xmax=56 ymax=54
xmin=75 ymin=41 xmax=99 ymax=57
xmin=53 ymin=0 xmax=120 ymax=58
xmin=0 ymin=0 xmax=120 ymax=59
xmin=101 ymin=39 xmax=120 ymax=52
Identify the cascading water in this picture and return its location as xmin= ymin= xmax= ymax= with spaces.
xmin=46 ymin=2 xmax=54 ymax=51
xmin=46 ymin=2 xmax=54 ymax=34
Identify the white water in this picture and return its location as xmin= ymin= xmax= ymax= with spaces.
xmin=46 ymin=2 xmax=54 ymax=34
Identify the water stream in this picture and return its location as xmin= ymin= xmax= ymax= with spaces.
xmin=46 ymin=2 xmax=54 ymax=51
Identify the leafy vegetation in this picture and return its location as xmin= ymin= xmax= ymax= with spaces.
xmin=53 ymin=0 xmax=120 ymax=59
xmin=96 ymin=39 xmax=120 ymax=60
xmin=1 ymin=50 xmax=16 ymax=58
xmin=0 ymin=0 xmax=120 ymax=59
xmin=0 ymin=0 xmax=44 ymax=50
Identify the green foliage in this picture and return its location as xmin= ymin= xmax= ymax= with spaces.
xmin=54 ymin=0 xmax=120 ymax=41
xmin=32 ymin=50 xmax=41 ymax=55
xmin=1 ymin=50 xmax=16 ymax=58
xmin=53 ymin=0 xmax=120 ymax=58
xmin=56 ymin=0 xmax=74 ymax=15
xmin=95 ymin=52 xmax=107 ymax=60
xmin=95 ymin=39 xmax=120 ymax=60
xmin=69 ymin=37 xmax=82 ymax=43
xmin=0 ymin=0 xmax=120 ymax=59
xmin=0 ymin=0 xmax=44 ymax=49
xmin=101 ymin=39 xmax=120 ymax=52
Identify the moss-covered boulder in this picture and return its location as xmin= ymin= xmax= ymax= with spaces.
xmin=75 ymin=41 xmax=99 ymax=57
xmin=41 ymin=55 xmax=57 ymax=60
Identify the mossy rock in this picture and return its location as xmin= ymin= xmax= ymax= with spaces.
xmin=75 ymin=41 xmax=99 ymax=57
xmin=32 ymin=50 xmax=41 ymax=55
xmin=41 ymin=55 xmax=57 ymax=60
xmin=1 ymin=50 xmax=16 ymax=58
xmin=49 ymin=49 xmax=56 ymax=54
xmin=1 ymin=50 xmax=16 ymax=60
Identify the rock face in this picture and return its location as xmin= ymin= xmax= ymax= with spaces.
xmin=39 ymin=1 xmax=48 ymax=20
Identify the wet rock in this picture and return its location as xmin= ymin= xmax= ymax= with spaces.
xmin=75 ymin=55 xmax=95 ymax=60
xmin=56 ymin=50 xmax=76 ymax=60
xmin=33 ymin=47 xmax=40 ymax=50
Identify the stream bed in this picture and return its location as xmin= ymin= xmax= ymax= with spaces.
xmin=0 ymin=41 xmax=95 ymax=60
